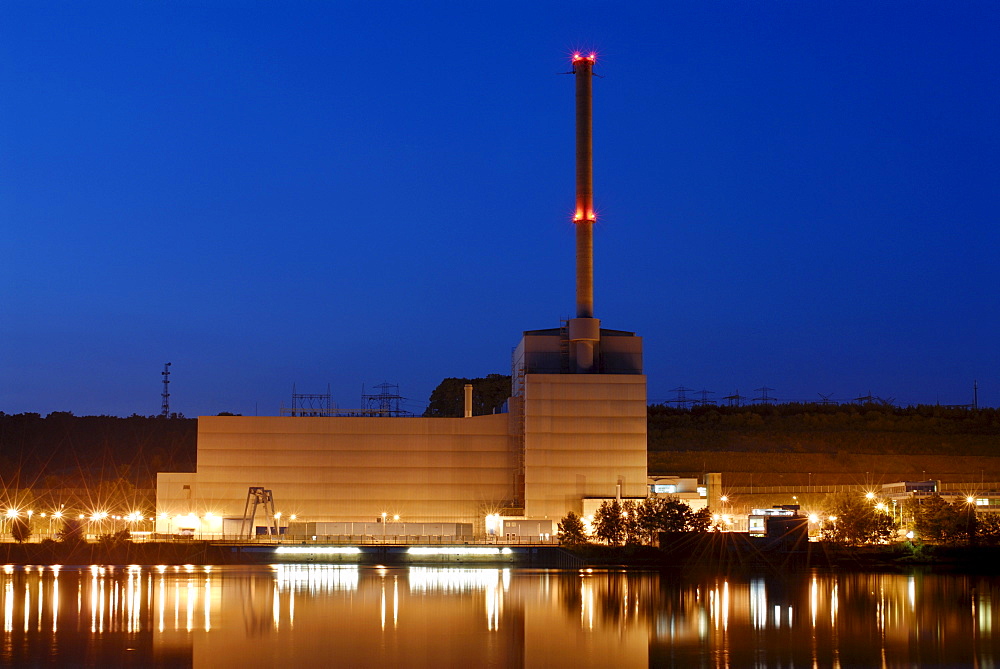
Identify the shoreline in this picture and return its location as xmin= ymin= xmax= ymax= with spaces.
xmin=2 ymin=539 xmax=1000 ymax=572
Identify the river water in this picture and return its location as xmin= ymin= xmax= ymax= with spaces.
xmin=1 ymin=563 xmax=998 ymax=667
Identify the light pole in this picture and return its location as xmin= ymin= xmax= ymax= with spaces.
xmin=382 ymin=512 xmax=387 ymax=542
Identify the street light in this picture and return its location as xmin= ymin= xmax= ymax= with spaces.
xmin=4 ymin=509 xmax=17 ymax=537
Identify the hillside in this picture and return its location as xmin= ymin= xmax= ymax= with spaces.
xmin=0 ymin=412 xmax=196 ymax=490
xmin=649 ymin=403 xmax=1000 ymax=484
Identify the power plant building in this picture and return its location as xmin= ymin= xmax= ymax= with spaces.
xmin=155 ymin=54 xmax=648 ymax=536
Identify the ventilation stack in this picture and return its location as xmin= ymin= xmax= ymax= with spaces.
xmin=569 ymin=53 xmax=600 ymax=373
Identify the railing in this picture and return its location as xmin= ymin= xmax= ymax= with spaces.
xmin=726 ymin=481 xmax=1000 ymax=496
xmin=725 ymin=484 xmax=870 ymax=495
xmin=0 ymin=531 xmax=562 ymax=546
xmin=205 ymin=534 xmax=560 ymax=546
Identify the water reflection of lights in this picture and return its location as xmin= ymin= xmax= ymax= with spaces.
xmin=4 ymin=579 xmax=12 ymax=632
xmin=2 ymin=566 xmax=998 ymax=660
xmin=272 ymin=564 xmax=360 ymax=592
xmin=751 ymin=578 xmax=767 ymax=629
xmin=272 ymin=582 xmax=280 ymax=630
xmin=408 ymin=567 xmax=508 ymax=593
xmin=831 ymin=582 xmax=838 ymax=624
xmin=486 ymin=573 xmax=503 ymax=631
xmin=708 ymin=582 xmax=729 ymax=631
xmin=811 ymin=577 xmax=818 ymax=627
xmin=379 ymin=575 xmax=399 ymax=631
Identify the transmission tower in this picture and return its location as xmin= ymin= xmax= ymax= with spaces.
xmin=160 ymin=362 xmax=172 ymax=417
xmin=362 ymin=382 xmax=412 ymax=417
xmin=668 ymin=386 xmax=694 ymax=409
xmin=854 ymin=391 xmax=876 ymax=404
xmin=754 ymin=386 xmax=775 ymax=405
xmin=694 ymin=389 xmax=716 ymax=406
xmin=722 ymin=390 xmax=745 ymax=407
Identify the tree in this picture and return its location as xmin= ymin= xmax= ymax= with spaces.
xmin=621 ymin=500 xmax=643 ymax=545
xmin=977 ymin=513 xmax=1000 ymax=544
xmin=593 ymin=500 xmax=626 ymax=546
xmin=423 ymin=375 xmax=511 ymax=417
xmin=11 ymin=517 xmax=30 ymax=543
xmin=634 ymin=496 xmax=711 ymax=543
xmin=821 ymin=494 xmax=897 ymax=545
xmin=909 ymin=495 xmax=976 ymax=543
xmin=557 ymin=511 xmax=589 ymax=545
xmin=688 ymin=507 xmax=713 ymax=533
xmin=58 ymin=518 xmax=85 ymax=543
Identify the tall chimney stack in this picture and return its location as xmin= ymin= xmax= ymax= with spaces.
xmin=568 ymin=53 xmax=600 ymax=372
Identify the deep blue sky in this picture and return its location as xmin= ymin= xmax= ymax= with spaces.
xmin=2 ymin=2 xmax=997 ymax=416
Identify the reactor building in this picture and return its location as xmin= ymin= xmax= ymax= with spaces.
xmin=155 ymin=53 xmax=648 ymax=537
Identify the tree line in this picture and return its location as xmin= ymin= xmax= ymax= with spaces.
xmin=648 ymin=402 xmax=1000 ymax=455
xmin=0 ymin=412 xmax=196 ymax=490
xmin=558 ymin=497 xmax=712 ymax=547
xmin=820 ymin=492 xmax=1000 ymax=545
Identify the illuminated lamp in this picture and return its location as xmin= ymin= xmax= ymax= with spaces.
xmin=275 ymin=547 xmax=361 ymax=555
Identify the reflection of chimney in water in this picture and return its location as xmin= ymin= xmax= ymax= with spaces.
xmin=568 ymin=52 xmax=600 ymax=373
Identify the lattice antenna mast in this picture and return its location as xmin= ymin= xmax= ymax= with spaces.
xmin=160 ymin=362 xmax=172 ymax=417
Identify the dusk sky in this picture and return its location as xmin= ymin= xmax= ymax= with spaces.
xmin=3 ymin=2 xmax=997 ymax=417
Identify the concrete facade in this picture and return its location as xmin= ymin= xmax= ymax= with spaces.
xmin=157 ymin=413 xmax=515 ymax=533
xmin=521 ymin=374 xmax=647 ymax=519
xmin=156 ymin=329 xmax=649 ymax=536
